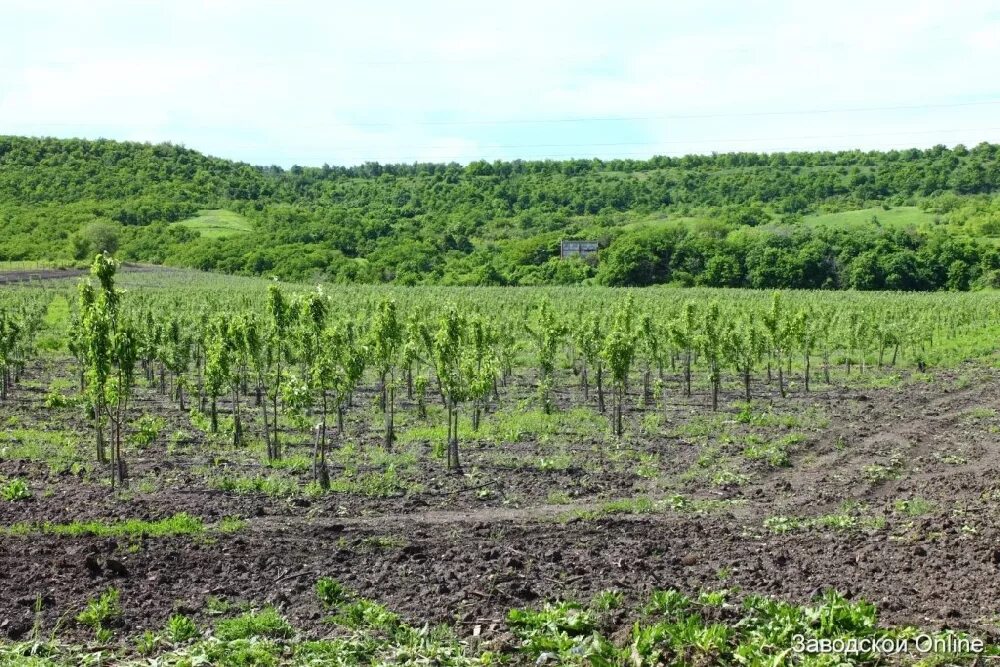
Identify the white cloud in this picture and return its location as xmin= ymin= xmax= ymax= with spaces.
xmin=1 ymin=0 xmax=998 ymax=164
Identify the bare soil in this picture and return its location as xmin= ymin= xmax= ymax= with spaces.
xmin=2 ymin=361 xmax=1000 ymax=646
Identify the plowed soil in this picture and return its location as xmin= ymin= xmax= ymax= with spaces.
xmin=2 ymin=362 xmax=1000 ymax=646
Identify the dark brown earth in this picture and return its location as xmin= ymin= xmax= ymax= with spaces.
xmin=2 ymin=359 xmax=1000 ymax=645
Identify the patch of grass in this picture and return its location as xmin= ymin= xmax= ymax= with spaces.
xmin=217 ymin=517 xmax=246 ymax=533
xmin=894 ymin=497 xmax=935 ymax=517
xmin=205 ymin=596 xmax=234 ymax=616
xmin=712 ymin=469 xmax=749 ymax=487
xmin=864 ymin=463 xmax=901 ymax=483
xmin=671 ymin=414 xmax=729 ymax=440
xmin=2 ymin=513 xmax=204 ymax=537
xmin=401 ymin=405 xmax=606 ymax=450
xmin=635 ymin=452 xmax=660 ymax=478
xmin=963 ymin=407 xmax=996 ymax=421
xmin=533 ymin=454 xmax=574 ymax=471
xmin=546 ymin=490 xmax=572 ymax=504
xmin=215 ymin=607 xmax=294 ymax=641
xmin=560 ymin=493 xmax=738 ymax=522
xmin=329 ymin=466 xmax=415 ymax=497
xmin=764 ymin=504 xmax=885 ymax=534
xmin=802 ymin=206 xmax=936 ymax=232
xmin=0 ymin=427 xmax=82 ymax=466
xmin=135 ymin=630 xmax=163 ymax=656
xmin=935 ymin=452 xmax=968 ymax=465
xmin=262 ymin=454 xmax=312 ymax=472
xmin=172 ymin=209 xmax=253 ymax=239
xmin=600 ymin=496 xmax=655 ymax=515
xmin=742 ymin=433 xmax=805 ymax=467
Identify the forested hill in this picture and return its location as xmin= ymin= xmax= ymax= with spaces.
xmin=2 ymin=135 xmax=1000 ymax=289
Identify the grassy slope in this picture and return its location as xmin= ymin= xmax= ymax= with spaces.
xmin=801 ymin=206 xmax=937 ymax=230
xmin=172 ymin=209 xmax=253 ymax=239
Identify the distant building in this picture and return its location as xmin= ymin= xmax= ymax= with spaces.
xmin=560 ymin=240 xmax=599 ymax=263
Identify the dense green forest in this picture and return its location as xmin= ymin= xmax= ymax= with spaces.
xmin=2 ymin=135 xmax=1000 ymax=289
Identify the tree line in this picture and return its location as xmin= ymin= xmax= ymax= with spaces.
xmin=1 ymin=136 xmax=999 ymax=288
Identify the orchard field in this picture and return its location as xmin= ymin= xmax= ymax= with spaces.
xmin=2 ymin=261 xmax=1000 ymax=665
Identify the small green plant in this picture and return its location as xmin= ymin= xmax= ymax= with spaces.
xmin=77 ymin=588 xmax=122 ymax=635
xmin=546 ymin=490 xmax=572 ymax=504
xmin=134 ymin=630 xmax=162 ymax=656
xmin=333 ymin=599 xmax=403 ymax=633
xmin=712 ymin=469 xmax=749 ymax=487
xmin=217 ymin=517 xmax=245 ymax=533
xmin=644 ymin=589 xmax=691 ymax=618
xmin=534 ymin=455 xmax=573 ymax=472
xmin=188 ymin=408 xmax=212 ymax=433
xmin=215 ymin=607 xmax=294 ymax=641
xmin=316 ymin=577 xmax=349 ymax=609
xmin=635 ymin=452 xmax=660 ymax=479
xmin=167 ymin=430 xmax=190 ymax=454
xmin=591 ymin=589 xmax=624 ymax=611
xmin=964 ymin=407 xmax=996 ymax=421
xmin=165 ymin=614 xmax=199 ymax=642
xmin=1 ymin=478 xmax=31 ymax=501
xmin=763 ymin=515 xmax=799 ymax=534
xmin=864 ymin=463 xmax=899 ymax=483
xmin=131 ymin=415 xmax=167 ymax=448
xmin=894 ymin=497 xmax=935 ymax=516
xmin=698 ymin=589 xmax=729 ymax=607
xmin=204 ymin=596 xmax=232 ymax=616
xmin=43 ymin=387 xmax=75 ymax=408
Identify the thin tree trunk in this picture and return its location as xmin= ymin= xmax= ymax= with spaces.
xmin=596 ymin=363 xmax=605 ymax=413
xmin=684 ymin=350 xmax=692 ymax=397
xmin=314 ymin=393 xmax=330 ymax=489
xmin=383 ymin=381 xmax=395 ymax=449
xmin=232 ymin=385 xmax=242 ymax=447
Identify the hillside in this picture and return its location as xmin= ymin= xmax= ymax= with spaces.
xmin=1 ymin=136 xmax=999 ymax=289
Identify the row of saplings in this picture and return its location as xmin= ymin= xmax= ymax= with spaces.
xmin=62 ymin=255 xmax=911 ymax=491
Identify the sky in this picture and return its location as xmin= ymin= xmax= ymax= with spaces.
xmin=3 ymin=0 xmax=1000 ymax=167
